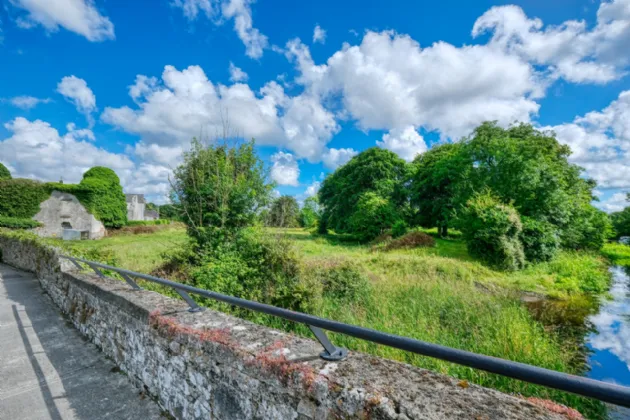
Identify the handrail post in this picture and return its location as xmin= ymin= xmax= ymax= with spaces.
xmin=86 ymin=262 xmax=105 ymax=279
xmin=308 ymin=325 xmax=348 ymax=361
xmin=119 ymin=272 xmax=142 ymax=291
xmin=67 ymin=257 xmax=84 ymax=271
xmin=176 ymin=289 xmax=205 ymax=313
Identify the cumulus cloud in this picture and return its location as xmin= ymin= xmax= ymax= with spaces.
xmin=270 ymin=151 xmax=299 ymax=186
xmin=595 ymin=192 xmax=629 ymax=213
xmin=377 ymin=126 xmax=427 ymax=161
xmin=57 ymin=76 xmax=96 ymax=124
xmin=8 ymin=0 xmax=115 ymax=41
xmin=173 ymin=0 xmax=268 ymax=58
xmin=543 ymin=90 xmax=630 ymax=189
xmin=0 ymin=117 xmax=131 ymax=183
xmin=304 ymin=180 xmax=321 ymax=197
xmin=102 ymin=65 xmax=338 ymax=162
xmin=473 ymin=1 xmax=630 ymax=84
xmin=286 ymin=31 xmax=541 ymax=140
xmin=229 ymin=62 xmax=248 ymax=82
xmin=321 ymin=147 xmax=357 ymax=169
xmin=313 ymin=24 xmax=326 ymax=44
xmin=7 ymin=95 xmax=51 ymax=109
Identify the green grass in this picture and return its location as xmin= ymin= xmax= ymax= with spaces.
xmin=51 ymin=226 xmax=610 ymax=418
xmin=601 ymin=242 xmax=630 ymax=268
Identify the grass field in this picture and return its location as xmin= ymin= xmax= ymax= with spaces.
xmin=54 ymin=226 xmax=613 ymax=418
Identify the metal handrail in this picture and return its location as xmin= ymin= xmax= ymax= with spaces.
xmin=60 ymin=254 xmax=630 ymax=408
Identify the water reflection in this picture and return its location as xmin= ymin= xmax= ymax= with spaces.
xmin=587 ymin=266 xmax=630 ymax=386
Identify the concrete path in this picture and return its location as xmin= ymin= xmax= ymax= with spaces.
xmin=0 ymin=264 xmax=164 ymax=420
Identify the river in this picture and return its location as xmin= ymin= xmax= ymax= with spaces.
xmin=586 ymin=265 xmax=630 ymax=418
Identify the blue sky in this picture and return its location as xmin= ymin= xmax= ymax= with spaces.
xmin=1 ymin=0 xmax=629 ymax=211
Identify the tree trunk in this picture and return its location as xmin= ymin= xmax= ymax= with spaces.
xmin=440 ymin=225 xmax=448 ymax=237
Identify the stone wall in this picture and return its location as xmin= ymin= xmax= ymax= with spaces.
xmin=126 ymin=194 xmax=146 ymax=221
xmin=33 ymin=191 xmax=106 ymax=239
xmin=0 ymin=235 xmax=565 ymax=420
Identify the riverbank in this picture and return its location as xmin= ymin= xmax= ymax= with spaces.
xmin=41 ymin=227 xmax=613 ymax=418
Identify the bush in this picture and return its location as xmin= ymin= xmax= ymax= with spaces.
xmin=127 ymin=219 xmax=171 ymax=226
xmin=520 ymin=218 xmax=560 ymax=263
xmin=349 ymin=192 xmax=400 ymax=242
xmin=391 ymin=220 xmax=408 ymax=238
xmin=303 ymin=260 xmax=370 ymax=302
xmin=0 ymin=216 xmax=42 ymax=229
xmin=0 ymin=163 xmax=11 ymax=180
xmin=459 ymin=192 xmax=525 ymax=271
xmin=382 ymin=231 xmax=436 ymax=251
xmin=560 ymin=205 xmax=613 ymax=251
xmin=0 ymin=179 xmax=49 ymax=218
xmin=190 ymin=228 xmax=320 ymax=313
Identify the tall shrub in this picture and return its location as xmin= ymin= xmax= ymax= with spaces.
xmin=459 ymin=192 xmax=525 ymax=271
xmin=0 ymin=163 xmax=11 ymax=180
xmin=520 ymin=217 xmax=560 ymax=263
xmin=349 ymin=192 xmax=400 ymax=242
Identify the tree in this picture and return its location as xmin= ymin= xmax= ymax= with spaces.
xmin=159 ymin=203 xmax=183 ymax=221
xmin=0 ymin=163 xmax=11 ymax=180
xmin=409 ymin=143 xmax=470 ymax=237
xmin=458 ymin=191 xmax=525 ymax=271
xmin=267 ymin=195 xmax=300 ymax=227
xmin=171 ymin=138 xmax=273 ymax=243
xmin=349 ymin=192 xmax=400 ymax=242
xmin=611 ymin=194 xmax=630 ymax=239
xmin=299 ymin=196 xmax=320 ymax=228
xmin=319 ymin=147 xmax=409 ymax=238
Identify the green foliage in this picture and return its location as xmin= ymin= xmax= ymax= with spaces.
xmin=560 ymin=204 xmax=613 ymax=251
xmin=520 ymin=217 xmax=560 ymax=263
xmin=0 ymin=179 xmax=49 ymax=218
xmin=410 ymin=143 xmax=470 ymax=237
xmin=190 ymin=228 xmax=319 ymax=313
xmin=601 ymin=243 xmax=630 ymax=268
xmin=47 ymin=167 xmax=127 ymax=228
xmin=319 ymin=147 xmax=409 ymax=235
xmin=171 ymin=138 xmax=272 ymax=243
xmin=299 ymin=196 xmax=320 ymax=228
xmin=0 ymin=163 xmax=11 ymax=180
xmin=611 ymin=199 xmax=630 ymax=238
xmin=459 ymin=192 xmax=525 ymax=271
xmin=349 ymin=192 xmax=400 ymax=242
xmin=158 ymin=203 xmax=184 ymax=221
xmin=267 ymin=195 xmax=300 ymax=227
xmin=304 ymin=260 xmax=370 ymax=302
xmin=391 ymin=220 xmax=408 ymax=238
xmin=0 ymin=216 xmax=42 ymax=229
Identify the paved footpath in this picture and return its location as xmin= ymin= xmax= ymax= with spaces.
xmin=0 ymin=264 xmax=163 ymax=420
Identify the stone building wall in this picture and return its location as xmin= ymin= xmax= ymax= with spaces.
xmin=126 ymin=194 xmax=146 ymax=221
xmin=0 ymin=235 xmax=565 ymax=420
xmin=33 ymin=191 xmax=105 ymax=239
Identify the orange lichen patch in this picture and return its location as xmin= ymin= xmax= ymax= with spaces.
xmin=248 ymin=340 xmax=319 ymax=390
xmin=526 ymin=397 xmax=584 ymax=419
xmin=148 ymin=310 xmax=234 ymax=347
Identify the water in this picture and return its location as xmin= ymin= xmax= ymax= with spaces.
xmin=586 ymin=265 xmax=630 ymax=418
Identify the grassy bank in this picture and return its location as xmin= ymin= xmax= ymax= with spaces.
xmin=52 ymin=226 xmax=610 ymax=418
xmin=601 ymin=242 xmax=630 ymax=268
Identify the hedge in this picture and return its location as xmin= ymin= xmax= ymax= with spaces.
xmin=0 ymin=163 xmax=11 ymax=180
xmin=0 ymin=216 xmax=42 ymax=229
xmin=127 ymin=219 xmax=171 ymax=226
xmin=0 ymin=179 xmax=49 ymax=218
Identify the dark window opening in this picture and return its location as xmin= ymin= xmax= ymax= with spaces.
xmin=61 ymin=222 xmax=72 ymax=229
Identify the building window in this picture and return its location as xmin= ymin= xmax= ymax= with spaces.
xmin=61 ymin=222 xmax=72 ymax=229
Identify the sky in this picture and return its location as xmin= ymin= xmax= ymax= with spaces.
xmin=0 ymin=0 xmax=629 ymax=211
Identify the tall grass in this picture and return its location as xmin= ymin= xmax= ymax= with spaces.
xmin=601 ymin=243 xmax=630 ymax=268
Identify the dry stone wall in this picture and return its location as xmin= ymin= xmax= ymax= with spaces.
xmin=0 ymin=235 xmax=566 ymax=420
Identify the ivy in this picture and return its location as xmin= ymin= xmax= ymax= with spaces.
xmin=0 ymin=163 xmax=11 ymax=180
xmin=0 ymin=179 xmax=49 ymax=218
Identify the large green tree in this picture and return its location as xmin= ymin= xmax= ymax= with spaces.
xmin=409 ymin=143 xmax=470 ymax=237
xmin=171 ymin=138 xmax=273 ymax=243
xmin=611 ymin=194 xmax=630 ymax=238
xmin=0 ymin=163 xmax=11 ymax=180
xmin=267 ymin=195 xmax=300 ymax=227
xmin=299 ymin=196 xmax=320 ymax=228
xmin=319 ymin=147 xmax=409 ymax=238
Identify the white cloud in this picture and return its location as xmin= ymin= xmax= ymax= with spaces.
xmin=313 ymin=24 xmax=326 ymax=44
xmin=543 ymin=90 xmax=630 ymax=189
xmin=270 ymin=151 xmax=299 ymax=186
xmin=321 ymin=147 xmax=357 ymax=169
xmin=102 ymin=65 xmax=338 ymax=162
xmin=595 ymin=192 xmax=629 ymax=213
xmin=286 ymin=31 xmax=541 ymax=140
xmin=0 ymin=117 xmax=132 ymax=183
xmin=304 ymin=180 xmax=320 ymax=197
xmin=9 ymin=0 xmax=114 ymax=41
xmin=377 ymin=126 xmax=427 ymax=161
xmin=57 ymin=76 xmax=96 ymax=124
xmin=472 ymin=1 xmax=630 ymax=84
xmin=229 ymin=62 xmax=248 ymax=82
xmin=7 ymin=95 xmax=51 ymax=109
xmin=173 ymin=0 xmax=268 ymax=58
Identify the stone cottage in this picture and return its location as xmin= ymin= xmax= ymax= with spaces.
xmin=33 ymin=191 xmax=106 ymax=239
xmin=126 ymin=194 xmax=146 ymax=221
